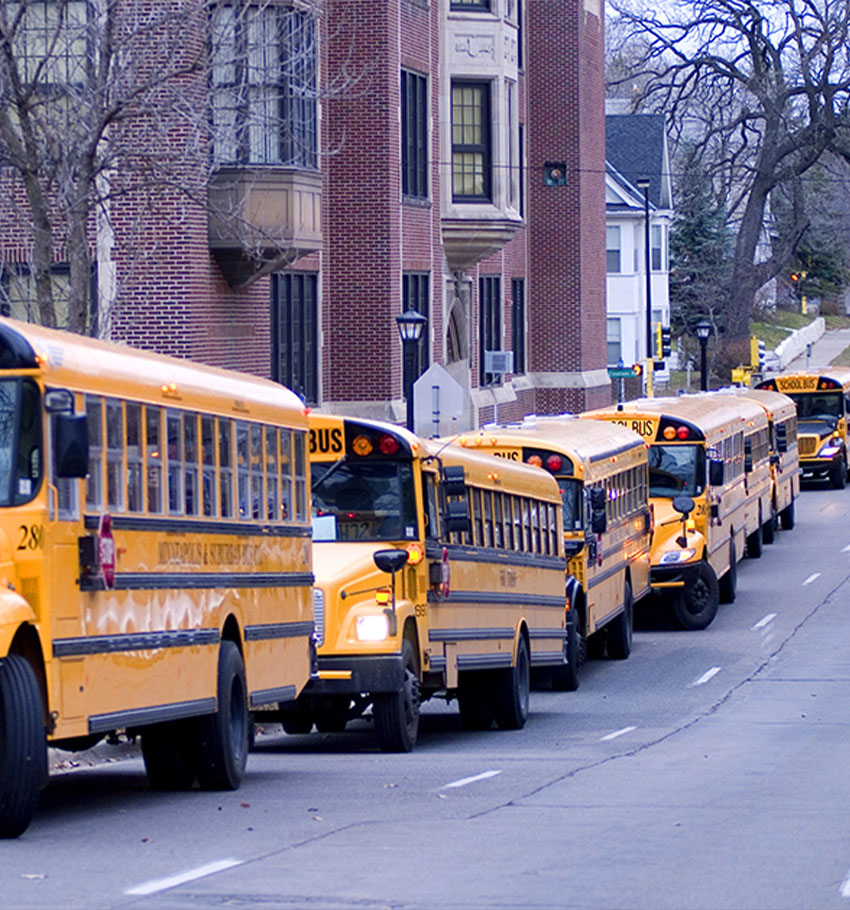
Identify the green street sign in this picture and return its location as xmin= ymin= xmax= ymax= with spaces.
xmin=608 ymin=367 xmax=637 ymax=378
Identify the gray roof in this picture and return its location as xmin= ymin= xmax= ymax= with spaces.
xmin=606 ymin=114 xmax=666 ymax=208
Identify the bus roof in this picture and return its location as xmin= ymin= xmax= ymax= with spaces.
xmin=0 ymin=317 xmax=307 ymax=424
xmin=710 ymin=387 xmax=797 ymax=423
xmin=757 ymin=367 xmax=850 ymax=394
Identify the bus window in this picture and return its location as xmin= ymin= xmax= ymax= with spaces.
xmin=85 ymin=396 xmax=103 ymax=510
xmin=105 ymin=399 xmax=124 ymax=512
xmin=201 ymin=415 xmax=216 ymax=517
xmin=493 ymin=492 xmax=504 ymax=548
xmin=473 ymin=488 xmax=484 ymax=545
xmin=788 ymin=392 xmax=842 ymax=420
xmin=219 ymin=419 xmax=233 ymax=518
xmin=251 ymin=424 xmax=263 ymax=519
xmin=559 ymin=478 xmax=582 ymax=530
xmin=184 ymin=413 xmax=199 ymax=516
xmin=126 ymin=402 xmax=143 ymax=513
xmin=146 ymin=406 xmax=163 ymax=513
xmin=236 ymin=422 xmax=250 ymax=518
xmin=265 ymin=426 xmax=279 ymax=521
xmin=279 ymin=428 xmax=292 ymax=520
xmin=167 ymin=410 xmax=183 ymax=515
xmin=15 ymin=380 xmax=42 ymax=505
xmin=503 ymin=495 xmax=514 ymax=549
xmin=294 ymin=431 xmax=307 ymax=522
xmin=422 ymin=471 xmax=440 ymax=540
xmin=648 ymin=444 xmax=706 ymax=498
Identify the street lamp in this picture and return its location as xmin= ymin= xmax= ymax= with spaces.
xmin=695 ymin=320 xmax=712 ymax=392
xmin=396 ymin=308 xmax=428 ymax=431
xmin=636 ymin=178 xmax=653 ymax=397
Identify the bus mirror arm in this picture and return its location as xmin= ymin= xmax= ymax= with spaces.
xmin=373 ymin=549 xmax=409 ymax=637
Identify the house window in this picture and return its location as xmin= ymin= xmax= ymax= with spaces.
xmin=272 ymin=273 xmax=318 ymax=404
xmin=479 ymin=276 xmax=501 ymax=386
xmin=607 ymin=318 xmax=622 ymax=366
xmin=452 ymin=82 xmax=491 ymax=201
xmin=451 ymin=0 xmax=490 ymax=9
xmin=651 ymin=223 xmax=663 ymax=271
xmin=606 ymin=225 xmax=621 ymax=273
xmin=402 ymin=273 xmax=430 ymax=390
xmin=401 ymin=70 xmax=428 ymax=199
xmin=511 ymin=278 xmax=525 ymax=375
xmin=211 ymin=4 xmax=317 ymax=168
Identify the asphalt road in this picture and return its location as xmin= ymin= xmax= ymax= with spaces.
xmin=3 ymin=480 xmax=850 ymax=910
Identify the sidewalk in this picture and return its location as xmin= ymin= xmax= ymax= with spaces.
xmin=785 ymin=326 xmax=850 ymax=370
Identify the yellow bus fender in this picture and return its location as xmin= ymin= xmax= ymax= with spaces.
xmin=0 ymin=588 xmax=38 ymax=657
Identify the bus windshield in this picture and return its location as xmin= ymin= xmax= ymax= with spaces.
xmin=0 ymin=379 xmax=41 ymax=507
xmin=648 ymin=444 xmax=705 ymax=498
xmin=311 ymin=459 xmax=418 ymax=541
xmin=787 ymin=392 xmax=843 ymax=421
xmin=558 ymin=478 xmax=583 ymax=531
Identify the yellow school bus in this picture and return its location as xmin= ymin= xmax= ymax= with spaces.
xmin=715 ymin=388 xmax=799 ymax=537
xmin=756 ymin=369 xmax=850 ymax=489
xmin=583 ymin=394 xmax=771 ymax=630
xmin=452 ymin=416 xmax=652 ymax=691
xmin=292 ymin=414 xmax=566 ymax=751
xmin=0 ymin=318 xmax=313 ymax=837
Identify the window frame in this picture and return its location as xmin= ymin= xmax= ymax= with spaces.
xmin=451 ymin=80 xmax=492 ymax=202
xmin=401 ymin=69 xmax=429 ymax=200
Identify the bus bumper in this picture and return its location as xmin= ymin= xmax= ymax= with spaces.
xmin=304 ymin=654 xmax=405 ymax=694
xmin=799 ymin=458 xmax=835 ymax=480
xmin=650 ymin=562 xmax=703 ymax=590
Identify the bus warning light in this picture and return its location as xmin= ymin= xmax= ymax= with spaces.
xmin=352 ymin=435 xmax=373 ymax=456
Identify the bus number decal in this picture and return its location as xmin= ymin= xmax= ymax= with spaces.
xmin=310 ymin=427 xmax=344 ymax=455
xmin=415 ymin=603 xmax=427 ymax=618
xmin=18 ymin=525 xmax=43 ymax=550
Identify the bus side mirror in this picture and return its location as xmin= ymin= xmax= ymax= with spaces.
xmin=744 ymin=440 xmax=753 ymax=474
xmin=672 ymin=495 xmax=695 ymax=517
xmin=589 ymin=488 xmax=607 ymax=535
xmin=709 ymin=459 xmax=724 ymax=487
xmin=441 ymin=465 xmax=466 ymax=498
xmin=54 ymin=414 xmax=88 ymax=478
xmin=776 ymin=425 xmax=788 ymax=453
xmin=443 ymin=498 xmax=471 ymax=535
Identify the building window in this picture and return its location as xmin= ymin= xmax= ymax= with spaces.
xmin=402 ymin=273 xmax=430 ymax=390
xmin=211 ymin=4 xmax=317 ymax=168
xmin=606 ymin=225 xmax=621 ymax=273
xmin=272 ymin=273 xmax=318 ymax=404
xmin=452 ymin=82 xmax=491 ymax=202
xmin=0 ymin=264 xmax=95 ymax=329
xmin=511 ymin=278 xmax=525 ymax=375
xmin=607 ymin=318 xmax=622 ymax=366
xmin=479 ymin=276 xmax=501 ymax=386
xmin=401 ymin=70 xmax=428 ymax=199
xmin=451 ymin=0 xmax=490 ymax=9
xmin=651 ymin=223 xmax=663 ymax=271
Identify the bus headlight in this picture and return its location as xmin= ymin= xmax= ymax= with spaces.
xmin=817 ymin=440 xmax=842 ymax=458
xmin=658 ymin=549 xmax=697 ymax=565
xmin=356 ymin=613 xmax=390 ymax=641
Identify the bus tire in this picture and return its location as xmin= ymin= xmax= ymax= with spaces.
xmin=746 ymin=522 xmax=763 ymax=559
xmin=493 ymin=634 xmax=530 ymax=731
xmin=830 ymin=457 xmax=847 ymax=489
xmin=550 ymin=608 xmax=580 ymax=692
xmin=142 ymin=721 xmax=197 ymax=791
xmin=0 ymin=655 xmax=46 ymax=839
xmin=374 ymin=640 xmax=419 ymax=753
xmin=673 ymin=562 xmax=719 ymax=631
xmin=780 ymin=500 xmax=795 ymax=531
xmin=718 ymin=542 xmax=737 ymax=604
xmin=606 ymin=580 xmax=633 ymax=660
xmin=196 ymin=641 xmax=249 ymax=791
xmin=458 ymin=672 xmax=495 ymax=731
xmin=762 ymin=505 xmax=776 ymax=544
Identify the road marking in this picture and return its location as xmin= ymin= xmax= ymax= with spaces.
xmin=803 ymin=573 xmax=821 ymax=586
xmin=841 ymin=868 xmax=850 ymax=898
xmin=125 ymin=859 xmax=243 ymax=896
xmin=752 ymin=613 xmax=777 ymax=630
xmin=441 ymin=770 xmax=502 ymax=789
xmin=600 ymin=725 xmax=637 ymax=742
xmin=690 ymin=666 xmax=721 ymax=687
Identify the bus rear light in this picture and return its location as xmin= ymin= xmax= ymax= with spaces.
xmin=527 ymin=454 xmax=543 ymax=467
xmin=379 ymin=434 xmax=400 ymax=455
xmin=546 ymin=455 xmax=563 ymax=472
xmin=352 ymin=435 xmax=373 ymax=456
xmin=663 ymin=427 xmax=676 ymax=440
xmin=676 ymin=426 xmax=690 ymax=440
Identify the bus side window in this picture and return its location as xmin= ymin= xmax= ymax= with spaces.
xmin=126 ymin=402 xmax=143 ymax=513
xmin=250 ymin=423 xmax=263 ymax=520
xmin=184 ymin=413 xmax=199 ymax=516
xmin=85 ymin=395 xmax=103 ymax=510
xmin=294 ymin=430 xmax=308 ymax=522
xmin=236 ymin=421 xmax=250 ymax=518
xmin=503 ymin=495 xmax=514 ymax=550
xmin=423 ymin=472 xmax=440 ymax=540
xmin=146 ymin=406 xmax=163 ymax=513
xmin=201 ymin=416 xmax=216 ymax=517
xmin=493 ymin=492 xmax=504 ymax=548
xmin=279 ymin=428 xmax=292 ymax=520
xmin=105 ymin=399 xmax=124 ymax=512
xmin=167 ymin=410 xmax=184 ymax=515
xmin=265 ymin=426 xmax=279 ymax=521
xmin=219 ymin=419 xmax=233 ymax=518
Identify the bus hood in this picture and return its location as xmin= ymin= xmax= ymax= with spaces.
xmin=797 ymin=418 xmax=838 ymax=437
xmin=650 ymin=498 xmax=705 ymax=566
xmin=313 ymin=542 xmax=403 ymax=592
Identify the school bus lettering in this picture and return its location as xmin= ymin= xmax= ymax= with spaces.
xmin=492 ymin=450 xmax=521 ymax=461
xmin=310 ymin=426 xmax=344 ymax=455
xmin=612 ymin=417 xmax=655 ymax=439
xmin=499 ymin=568 xmax=518 ymax=588
xmin=17 ymin=524 xmax=43 ymax=550
xmin=775 ymin=376 xmax=818 ymax=391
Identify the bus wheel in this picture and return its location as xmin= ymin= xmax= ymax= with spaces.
xmin=196 ymin=641 xmax=249 ymax=791
xmin=493 ymin=635 xmax=530 ymax=730
xmin=374 ymin=640 xmax=419 ymax=752
xmin=0 ymin=655 xmax=46 ymax=839
xmin=830 ymin=457 xmax=847 ymax=489
xmin=607 ymin=581 xmax=633 ymax=660
xmin=550 ymin=608 xmax=580 ymax=691
xmin=762 ymin=504 xmax=776 ymax=544
xmin=746 ymin=522 xmax=763 ymax=559
xmin=673 ymin=562 xmax=719 ymax=631
xmin=780 ymin=500 xmax=795 ymax=531
xmin=458 ymin=672 xmax=495 ymax=731
xmin=142 ymin=721 xmax=197 ymax=791
xmin=718 ymin=542 xmax=737 ymax=604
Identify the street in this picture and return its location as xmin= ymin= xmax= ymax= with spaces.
xmin=2 ymin=480 xmax=850 ymax=910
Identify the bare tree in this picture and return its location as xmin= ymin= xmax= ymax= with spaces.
xmin=608 ymin=0 xmax=850 ymax=339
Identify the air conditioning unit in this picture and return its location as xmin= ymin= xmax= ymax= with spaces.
xmin=484 ymin=350 xmax=514 ymax=374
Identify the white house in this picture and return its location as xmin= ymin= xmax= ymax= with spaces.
xmin=605 ymin=113 xmax=674 ymax=384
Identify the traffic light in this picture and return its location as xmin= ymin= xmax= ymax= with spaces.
xmin=758 ymin=339 xmax=765 ymax=371
xmin=632 ymin=363 xmax=642 ymax=376
xmin=750 ymin=336 xmax=766 ymax=371
xmin=660 ymin=325 xmax=672 ymax=358
xmin=655 ymin=323 xmax=663 ymax=359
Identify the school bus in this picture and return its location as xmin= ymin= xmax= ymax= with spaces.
xmin=714 ymin=388 xmax=799 ymax=537
xmin=289 ymin=414 xmax=566 ymax=751
xmin=756 ymin=369 xmax=850 ymax=489
xmin=0 ymin=318 xmax=314 ymax=838
xmin=452 ymin=416 xmax=652 ymax=690
xmin=582 ymin=394 xmax=772 ymax=630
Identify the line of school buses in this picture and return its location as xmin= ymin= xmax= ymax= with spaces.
xmin=2 ymin=316 xmax=850 ymax=836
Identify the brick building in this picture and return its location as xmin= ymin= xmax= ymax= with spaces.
xmin=0 ymin=0 xmax=611 ymax=429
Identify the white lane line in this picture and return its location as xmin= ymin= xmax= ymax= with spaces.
xmin=600 ymin=725 xmax=637 ymax=742
xmin=841 ymin=868 xmax=850 ymax=898
xmin=125 ymin=859 xmax=243 ymax=896
xmin=690 ymin=666 xmax=721 ymax=687
xmin=803 ymin=573 xmax=821 ymax=586
xmin=441 ymin=769 xmax=503 ymax=789
xmin=752 ymin=613 xmax=777 ymax=630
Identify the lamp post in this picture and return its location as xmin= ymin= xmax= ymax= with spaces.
xmin=695 ymin=320 xmax=712 ymax=392
xmin=396 ymin=308 xmax=428 ymax=431
xmin=636 ymin=178 xmax=653 ymax=397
